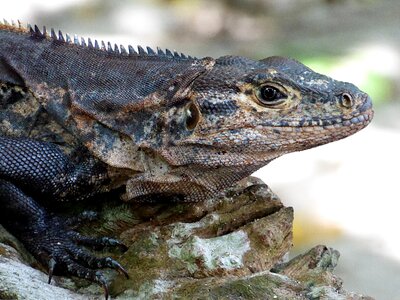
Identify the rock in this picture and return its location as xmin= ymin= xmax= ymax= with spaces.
xmin=0 ymin=244 xmax=87 ymax=300
xmin=0 ymin=177 xmax=373 ymax=299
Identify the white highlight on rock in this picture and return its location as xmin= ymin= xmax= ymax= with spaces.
xmin=168 ymin=229 xmax=251 ymax=273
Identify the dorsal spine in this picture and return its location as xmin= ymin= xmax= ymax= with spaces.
xmin=0 ymin=19 xmax=195 ymax=60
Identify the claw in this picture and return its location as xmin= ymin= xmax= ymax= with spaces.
xmin=48 ymin=258 xmax=56 ymax=284
xmin=96 ymin=272 xmax=109 ymax=300
xmin=114 ymin=261 xmax=129 ymax=279
xmin=102 ymin=237 xmax=128 ymax=252
xmin=111 ymin=240 xmax=128 ymax=252
xmin=103 ymin=283 xmax=109 ymax=300
xmin=102 ymin=257 xmax=129 ymax=279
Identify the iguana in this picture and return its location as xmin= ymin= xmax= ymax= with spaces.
xmin=0 ymin=20 xmax=373 ymax=298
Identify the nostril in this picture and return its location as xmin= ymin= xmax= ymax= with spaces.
xmin=359 ymin=94 xmax=373 ymax=112
xmin=340 ymin=93 xmax=354 ymax=108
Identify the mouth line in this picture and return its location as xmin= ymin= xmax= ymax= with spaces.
xmin=338 ymin=110 xmax=374 ymax=127
xmin=258 ymin=109 xmax=373 ymax=128
xmin=196 ymin=109 xmax=373 ymax=139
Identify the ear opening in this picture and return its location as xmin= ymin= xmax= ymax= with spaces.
xmin=185 ymin=101 xmax=200 ymax=130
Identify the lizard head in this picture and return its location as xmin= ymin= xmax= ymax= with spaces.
xmin=86 ymin=55 xmax=372 ymax=202
xmin=161 ymin=55 xmax=373 ymax=169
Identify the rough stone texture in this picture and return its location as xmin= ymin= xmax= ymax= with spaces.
xmin=0 ymin=177 xmax=373 ymax=299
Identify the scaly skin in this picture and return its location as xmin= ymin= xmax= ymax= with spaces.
xmin=0 ymin=20 xmax=373 ymax=298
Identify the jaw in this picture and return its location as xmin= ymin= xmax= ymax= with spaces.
xmin=157 ymin=143 xmax=284 ymax=168
xmin=263 ymin=108 xmax=374 ymax=152
xmin=121 ymin=142 xmax=280 ymax=202
xmin=184 ymin=103 xmax=373 ymax=156
xmin=121 ymin=105 xmax=373 ymax=202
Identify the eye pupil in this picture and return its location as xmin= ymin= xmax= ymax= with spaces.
xmin=258 ymin=85 xmax=285 ymax=105
xmin=256 ymin=85 xmax=286 ymax=107
xmin=262 ymin=87 xmax=277 ymax=101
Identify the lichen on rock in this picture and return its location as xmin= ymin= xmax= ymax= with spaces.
xmin=0 ymin=177 xmax=374 ymax=299
xmin=168 ymin=229 xmax=251 ymax=275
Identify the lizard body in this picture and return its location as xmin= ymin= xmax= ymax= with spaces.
xmin=0 ymin=21 xmax=373 ymax=297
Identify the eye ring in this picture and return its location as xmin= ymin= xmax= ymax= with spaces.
xmin=257 ymin=85 xmax=286 ymax=106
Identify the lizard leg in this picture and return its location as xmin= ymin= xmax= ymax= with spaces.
xmin=0 ymin=179 xmax=126 ymax=299
xmin=0 ymin=136 xmax=128 ymax=299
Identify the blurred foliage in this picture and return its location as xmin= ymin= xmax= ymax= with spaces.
xmin=28 ymin=0 xmax=399 ymax=109
xmin=361 ymin=73 xmax=393 ymax=105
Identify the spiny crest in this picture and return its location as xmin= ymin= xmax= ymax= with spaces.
xmin=0 ymin=18 xmax=25 ymax=33
xmin=0 ymin=19 xmax=195 ymax=60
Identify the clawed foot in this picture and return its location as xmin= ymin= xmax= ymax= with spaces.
xmin=23 ymin=213 xmax=129 ymax=300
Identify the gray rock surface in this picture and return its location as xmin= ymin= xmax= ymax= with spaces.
xmin=0 ymin=177 xmax=373 ymax=299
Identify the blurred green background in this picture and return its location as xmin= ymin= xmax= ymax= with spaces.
xmin=3 ymin=0 xmax=400 ymax=299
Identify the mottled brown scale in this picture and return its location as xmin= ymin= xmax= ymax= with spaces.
xmin=0 ymin=21 xmax=375 ymax=300
xmin=0 ymin=21 xmax=373 ymax=203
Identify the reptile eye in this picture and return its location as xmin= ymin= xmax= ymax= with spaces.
xmin=257 ymin=85 xmax=286 ymax=106
xmin=185 ymin=102 xmax=200 ymax=130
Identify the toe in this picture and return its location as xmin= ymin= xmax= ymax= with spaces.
xmin=64 ymin=210 xmax=99 ymax=228
xmin=70 ymin=232 xmax=128 ymax=251
xmin=56 ymin=255 xmax=110 ymax=299
xmin=65 ymin=244 xmax=129 ymax=278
